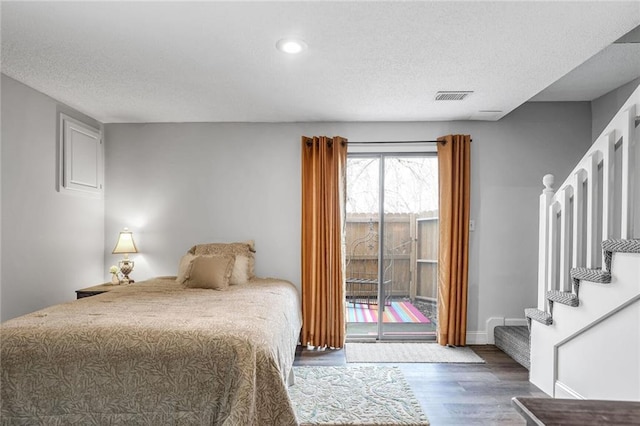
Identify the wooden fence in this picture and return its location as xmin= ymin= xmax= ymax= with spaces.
xmin=346 ymin=212 xmax=438 ymax=301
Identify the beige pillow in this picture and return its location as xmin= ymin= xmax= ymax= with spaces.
xmin=176 ymin=253 xmax=195 ymax=284
xmin=188 ymin=241 xmax=255 ymax=280
xmin=230 ymin=255 xmax=250 ymax=285
xmin=182 ymin=255 xmax=235 ymax=290
xmin=188 ymin=240 xmax=255 ymax=255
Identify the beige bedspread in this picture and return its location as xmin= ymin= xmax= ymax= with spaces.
xmin=1 ymin=277 xmax=302 ymax=425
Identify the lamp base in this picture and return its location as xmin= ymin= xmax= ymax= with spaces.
xmin=118 ymin=259 xmax=135 ymax=285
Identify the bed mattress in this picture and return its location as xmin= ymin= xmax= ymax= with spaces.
xmin=1 ymin=277 xmax=302 ymax=425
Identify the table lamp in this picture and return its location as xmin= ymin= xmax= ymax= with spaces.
xmin=112 ymin=227 xmax=138 ymax=284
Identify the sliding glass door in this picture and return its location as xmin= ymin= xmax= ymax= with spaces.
xmin=345 ymin=153 xmax=438 ymax=341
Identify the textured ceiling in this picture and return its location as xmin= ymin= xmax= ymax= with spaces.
xmin=1 ymin=1 xmax=639 ymax=123
xmin=531 ymin=43 xmax=640 ymax=102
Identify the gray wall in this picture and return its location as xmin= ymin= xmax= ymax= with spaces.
xmin=591 ymin=77 xmax=640 ymax=141
xmin=1 ymin=75 xmax=105 ymax=321
xmin=0 ymin=72 xmax=596 ymax=336
xmin=104 ymin=101 xmax=592 ymax=337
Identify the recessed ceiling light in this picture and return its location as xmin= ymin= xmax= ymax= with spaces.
xmin=276 ymin=38 xmax=307 ymax=54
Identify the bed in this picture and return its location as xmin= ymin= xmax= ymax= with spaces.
xmin=1 ymin=274 xmax=302 ymax=425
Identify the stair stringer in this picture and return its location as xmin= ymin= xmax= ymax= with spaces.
xmin=530 ymin=252 xmax=640 ymax=397
xmin=555 ymin=296 xmax=640 ymax=400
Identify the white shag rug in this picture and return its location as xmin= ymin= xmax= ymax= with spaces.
xmin=346 ymin=343 xmax=485 ymax=363
xmin=289 ymin=366 xmax=429 ymax=425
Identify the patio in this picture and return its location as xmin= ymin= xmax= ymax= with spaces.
xmin=345 ymin=213 xmax=438 ymax=337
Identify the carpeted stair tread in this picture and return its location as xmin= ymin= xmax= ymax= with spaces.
xmin=526 ymin=238 xmax=639 ymax=332
xmin=525 ymin=308 xmax=553 ymax=325
xmin=547 ymin=290 xmax=579 ymax=307
xmin=570 ymin=267 xmax=611 ymax=283
xmin=602 ymin=239 xmax=640 ymax=253
xmin=494 ymin=326 xmax=530 ymax=370
xmin=599 ymin=239 xmax=640 ymax=272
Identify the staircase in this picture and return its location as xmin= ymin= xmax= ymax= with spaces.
xmin=524 ymin=85 xmax=640 ymax=399
xmin=494 ymin=325 xmax=530 ymax=370
xmin=526 ymin=239 xmax=640 ymax=331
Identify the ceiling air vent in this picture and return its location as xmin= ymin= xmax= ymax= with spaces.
xmin=435 ymin=91 xmax=473 ymax=101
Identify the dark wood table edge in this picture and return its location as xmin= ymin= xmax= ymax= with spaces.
xmin=512 ymin=396 xmax=640 ymax=426
xmin=512 ymin=397 xmax=545 ymax=426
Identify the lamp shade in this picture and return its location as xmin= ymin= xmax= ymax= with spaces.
xmin=112 ymin=228 xmax=138 ymax=254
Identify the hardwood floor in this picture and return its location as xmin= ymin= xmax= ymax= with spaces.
xmin=294 ymin=344 xmax=547 ymax=425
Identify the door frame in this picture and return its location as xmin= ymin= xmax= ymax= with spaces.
xmin=345 ymin=149 xmax=438 ymax=341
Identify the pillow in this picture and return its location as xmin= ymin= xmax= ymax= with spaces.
xmin=188 ymin=240 xmax=256 ymax=255
xmin=229 ymin=255 xmax=250 ymax=285
xmin=182 ymin=255 xmax=235 ymax=290
xmin=188 ymin=241 xmax=255 ymax=281
xmin=176 ymin=253 xmax=196 ymax=284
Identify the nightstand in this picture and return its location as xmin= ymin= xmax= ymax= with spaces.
xmin=75 ymin=283 xmax=120 ymax=299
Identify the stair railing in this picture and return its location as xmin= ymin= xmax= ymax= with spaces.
xmin=537 ymin=86 xmax=639 ymax=311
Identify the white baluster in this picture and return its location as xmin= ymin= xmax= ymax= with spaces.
xmin=559 ymin=187 xmax=573 ymax=291
xmin=602 ymin=132 xmax=616 ymax=244
xmin=634 ymin=108 xmax=640 ymax=239
xmin=629 ymin=108 xmax=640 ymax=238
xmin=620 ymin=105 xmax=635 ymax=238
xmin=572 ymin=170 xmax=586 ymax=269
xmin=585 ymin=153 xmax=599 ymax=268
xmin=547 ymin=201 xmax=560 ymax=296
xmin=634 ymin=109 xmax=640 ymax=239
xmin=538 ymin=174 xmax=555 ymax=310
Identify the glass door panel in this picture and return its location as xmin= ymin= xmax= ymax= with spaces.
xmin=380 ymin=156 xmax=437 ymax=339
xmin=345 ymin=154 xmax=438 ymax=340
xmin=345 ymin=157 xmax=380 ymax=338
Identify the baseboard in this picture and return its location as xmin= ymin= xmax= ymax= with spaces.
xmin=465 ymin=316 xmax=529 ymax=345
xmin=485 ymin=317 xmax=505 ymax=344
xmin=555 ymin=380 xmax=585 ymax=399
xmin=485 ymin=317 xmax=528 ymax=344
xmin=466 ymin=331 xmax=487 ymax=345
xmin=505 ymin=318 xmax=528 ymax=327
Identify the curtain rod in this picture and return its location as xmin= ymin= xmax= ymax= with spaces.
xmin=304 ymin=138 xmax=473 ymax=147
xmin=348 ymin=139 xmax=472 ymax=145
xmin=348 ymin=140 xmax=439 ymax=145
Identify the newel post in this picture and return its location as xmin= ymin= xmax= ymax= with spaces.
xmin=538 ymin=174 xmax=555 ymax=310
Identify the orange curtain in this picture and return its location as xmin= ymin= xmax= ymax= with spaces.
xmin=300 ymin=135 xmax=348 ymax=348
xmin=437 ymin=134 xmax=471 ymax=346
